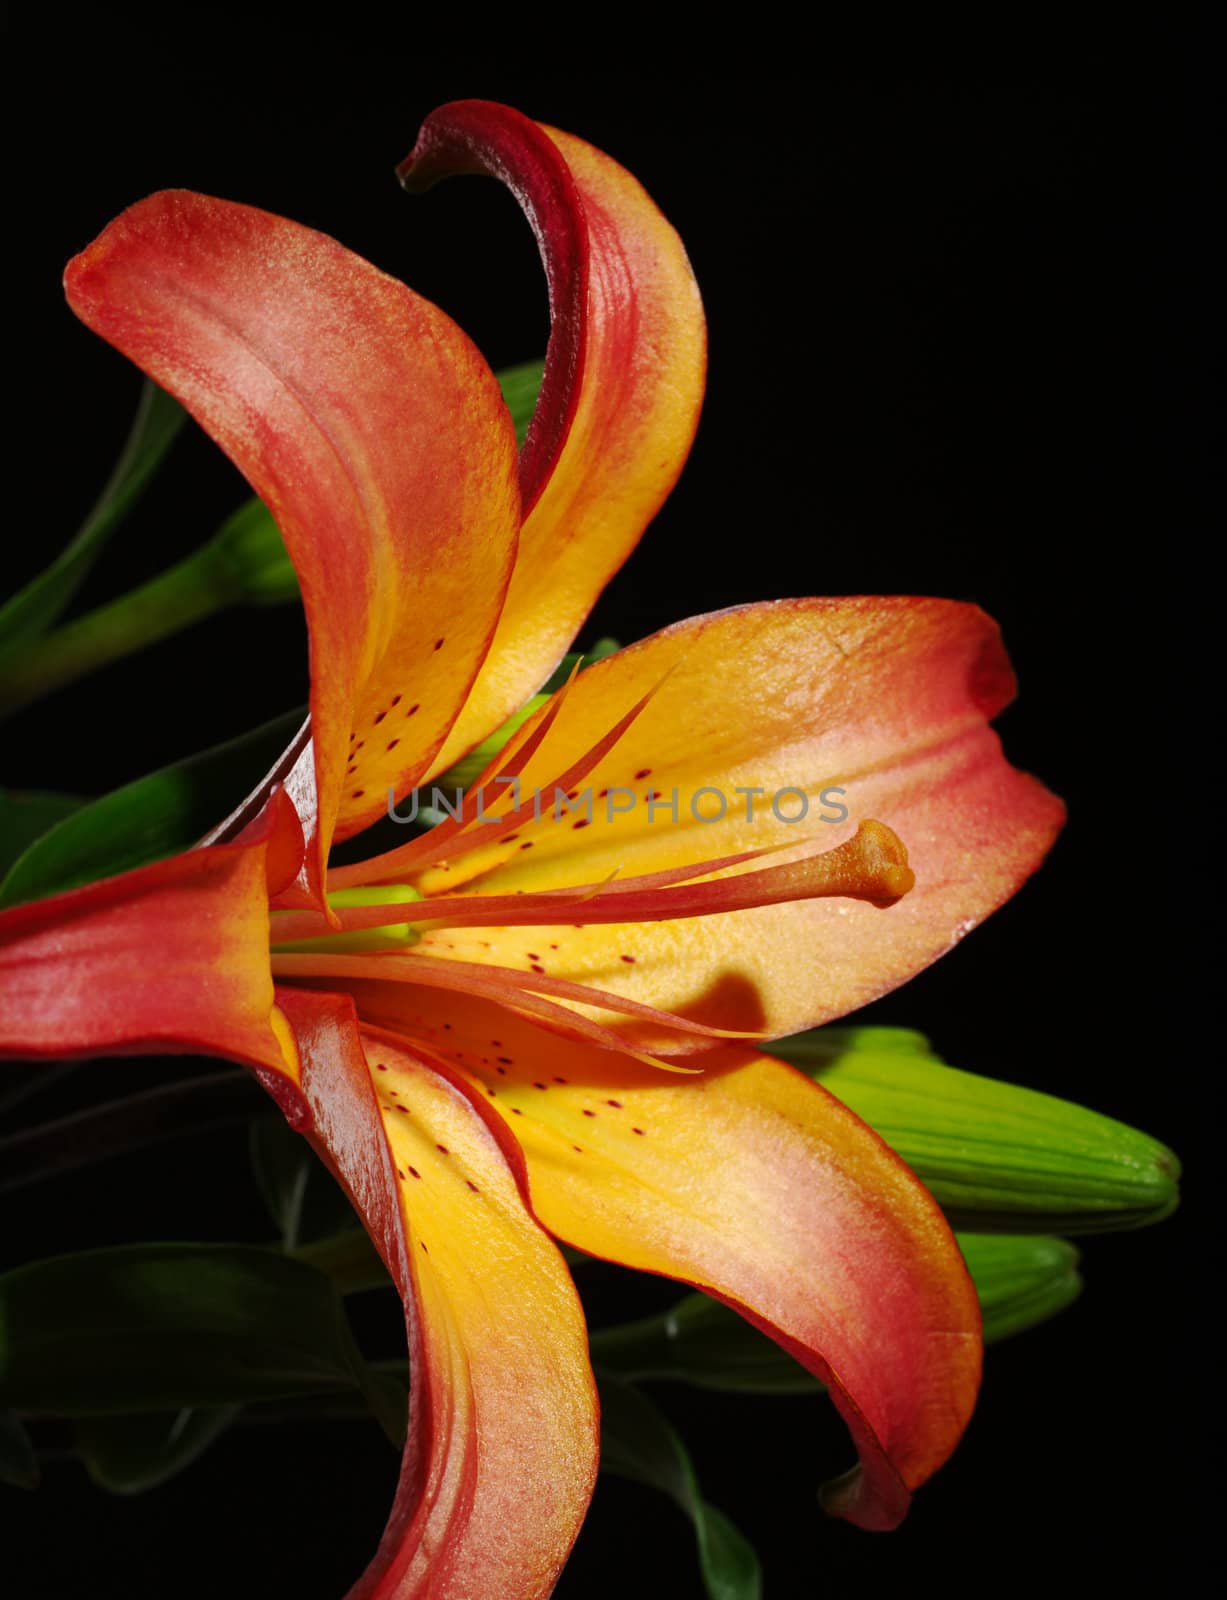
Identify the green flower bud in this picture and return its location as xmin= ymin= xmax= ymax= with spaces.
xmin=206 ymin=500 xmax=300 ymax=607
xmin=766 ymin=1027 xmax=1179 ymax=1233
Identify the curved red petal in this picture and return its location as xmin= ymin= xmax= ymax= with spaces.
xmin=0 ymin=791 xmax=299 ymax=1072
xmin=394 ymin=597 xmax=1062 ymax=1047
xmin=65 ymin=191 xmax=520 ymax=888
xmin=276 ymin=989 xmax=597 ymax=1599
xmin=401 ymin=100 xmax=706 ymax=769
xmin=337 ymin=981 xmax=981 ymax=1530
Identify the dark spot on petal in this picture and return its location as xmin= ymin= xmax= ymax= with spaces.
xmin=553 ymin=1076 xmax=568 ymax=1084
xmin=386 ymin=738 xmax=400 ymax=751
xmin=533 ymin=1081 xmax=547 ymax=1091
xmin=408 ymin=1166 xmax=421 ymax=1177
xmin=504 ymin=835 xmax=519 ymax=844
xmin=374 ymin=711 xmax=387 ymax=725
xmin=531 ymin=963 xmax=546 ymax=975
xmin=351 ymin=790 xmax=366 ymax=799
xmin=434 ymin=638 xmax=445 ymax=651
xmin=582 ymin=1109 xmax=597 ymax=1118
xmin=375 ymin=1063 xmax=388 ymax=1072
xmin=519 ymin=841 xmax=534 ymax=850
xmin=511 ymin=1107 xmax=524 ymax=1116
xmin=396 ymin=1106 xmax=409 ymax=1115
xmin=496 ymin=1066 xmax=507 ymax=1075
xmin=419 ymin=1240 xmax=428 ymax=1252
xmin=635 ymin=769 xmax=652 ymax=780
xmin=390 ymin=694 xmax=402 ymax=706
xmin=632 ymin=1127 xmax=646 ymax=1136
xmin=621 ymin=954 xmax=636 ymax=964
xmin=572 ymin=1145 xmax=583 ymax=1153
xmin=435 ymin=1143 xmax=449 ymax=1155
xmin=465 ymin=1180 xmax=480 ymax=1193
xmin=572 ymin=818 xmax=590 ymax=829
xmin=607 ymin=1099 xmax=623 ymax=1109
xmin=406 ymin=703 xmax=420 ymax=716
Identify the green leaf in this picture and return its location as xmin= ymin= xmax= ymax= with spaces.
xmin=74 ymin=1377 xmax=406 ymax=1495
xmin=0 ymin=1243 xmax=382 ymax=1419
xmin=0 ymin=708 xmax=304 ymax=908
xmin=241 ymin=1358 xmax=409 ymax=1426
xmin=767 ymin=1026 xmax=1180 ymax=1233
xmin=597 ymin=1376 xmax=762 ymax=1600
xmin=591 ymin=1232 xmax=1083 ymax=1394
xmin=249 ymin=1116 xmax=359 ymax=1250
xmin=0 ymin=1408 xmax=39 ymax=1490
xmin=76 ymin=1406 xmax=240 ymax=1495
xmin=0 ymin=789 xmax=85 ymax=877
xmin=0 ymin=381 xmax=186 ymax=670
xmin=495 ymin=357 xmax=545 ymax=447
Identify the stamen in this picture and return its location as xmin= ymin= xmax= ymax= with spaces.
xmin=394 ymin=954 xmax=760 ymax=1041
xmin=328 ymin=663 xmax=583 ymax=889
xmin=328 ymin=665 xmax=674 ymax=889
xmin=338 ymin=821 xmax=914 ymax=933
xmin=460 ymin=668 xmax=676 ymax=861
xmin=289 ymin=838 xmax=821 ymax=945
xmin=272 ymin=951 xmax=703 ymax=1073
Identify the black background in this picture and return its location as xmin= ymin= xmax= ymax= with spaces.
xmin=3 ymin=29 xmax=1219 ymax=1600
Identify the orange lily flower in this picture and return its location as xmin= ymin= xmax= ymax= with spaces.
xmin=0 ymin=101 xmax=1063 ymax=1597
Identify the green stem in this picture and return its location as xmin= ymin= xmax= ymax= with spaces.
xmin=0 ymin=543 xmax=240 ymax=719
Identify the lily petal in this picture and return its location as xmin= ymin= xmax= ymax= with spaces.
xmin=275 ymin=990 xmax=597 ymax=1599
xmin=0 ymin=790 xmax=299 ymax=1075
xmin=64 ymin=191 xmax=521 ymax=886
xmin=336 ymin=982 xmax=981 ymax=1531
xmin=401 ymin=101 xmax=706 ymax=770
xmin=387 ymin=598 xmax=1062 ymax=1045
